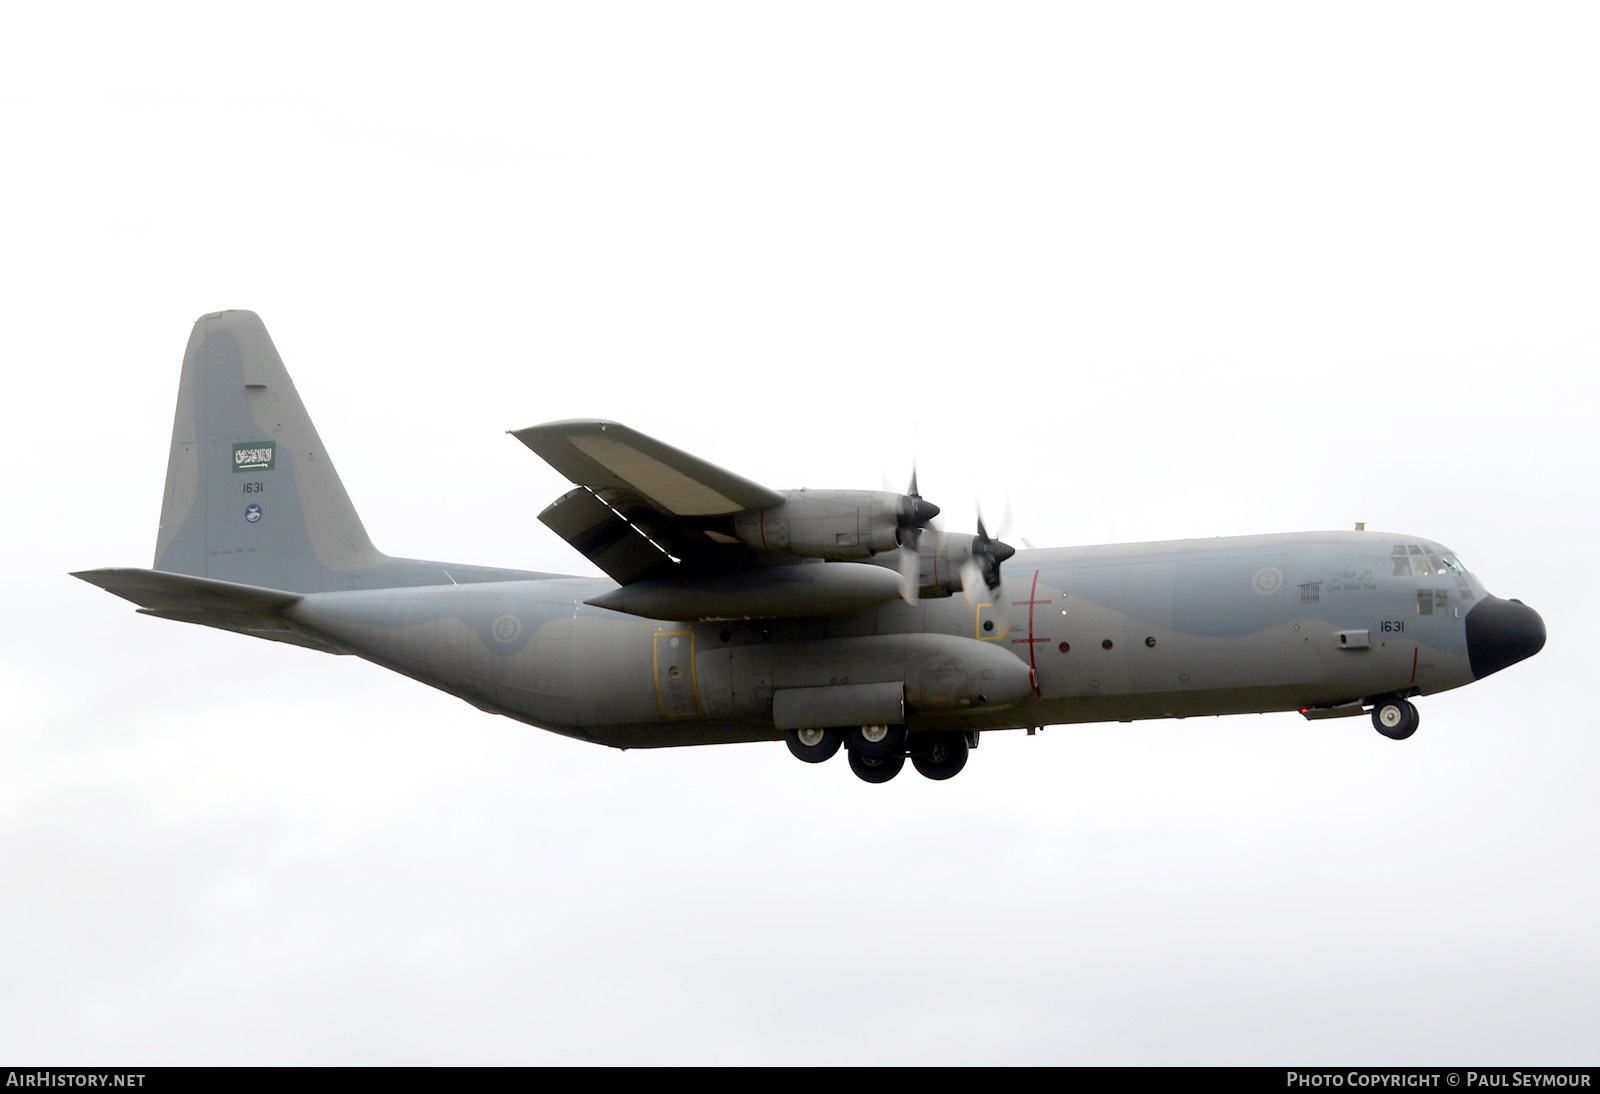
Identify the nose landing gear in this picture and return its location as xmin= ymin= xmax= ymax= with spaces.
xmin=1370 ymin=695 xmax=1420 ymax=740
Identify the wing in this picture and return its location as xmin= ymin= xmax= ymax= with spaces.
xmin=512 ymin=420 xmax=788 ymax=585
xmin=514 ymin=421 xmax=922 ymax=620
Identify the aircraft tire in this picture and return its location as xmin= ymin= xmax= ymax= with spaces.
xmin=848 ymin=749 xmax=906 ymax=784
xmin=1372 ymin=696 xmax=1420 ymax=740
xmin=784 ymin=727 xmax=842 ymax=764
xmin=910 ymin=732 xmax=969 ymax=780
xmin=1395 ymin=700 xmax=1420 ymax=739
xmin=849 ymin=723 xmax=908 ymax=759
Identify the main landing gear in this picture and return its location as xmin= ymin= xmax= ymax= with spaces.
xmin=847 ymin=748 xmax=905 ymax=783
xmin=784 ymin=727 xmax=842 ymax=763
xmin=1370 ymin=695 xmax=1421 ymax=740
xmin=786 ymin=726 xmax=973 ymax=783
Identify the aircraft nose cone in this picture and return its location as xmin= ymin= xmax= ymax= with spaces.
xmin=1465 ymin=595 xmax=1547 ymax=679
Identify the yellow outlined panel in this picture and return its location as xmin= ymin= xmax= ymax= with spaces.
xmin=652 ymin=630 xmax=702 ymax=717
xmin=974 ymin=603 xmax=1012 ymax=641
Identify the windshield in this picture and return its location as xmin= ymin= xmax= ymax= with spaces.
xmin=1391 ymin=543 xmax=1474 ymax=600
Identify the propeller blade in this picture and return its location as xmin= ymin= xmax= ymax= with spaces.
xmin=960 ymin=557 xmax=984 ymax=607
xmin=899 ymin=542 xmax=921 ymax=605
xmin=972 ymin=512 xmax=1015 ymax=593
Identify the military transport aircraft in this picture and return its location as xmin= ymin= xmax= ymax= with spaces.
xmin=74 ymin=311 xmax=1547 ymax=784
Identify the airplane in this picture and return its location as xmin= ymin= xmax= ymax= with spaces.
xmin=74 ymin=311 xmax=1547 ymax=784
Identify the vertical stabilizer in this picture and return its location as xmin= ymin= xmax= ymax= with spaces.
xmin=155 ymin=311 xmax=389 ymax=592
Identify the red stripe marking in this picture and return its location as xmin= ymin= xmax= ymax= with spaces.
xmin=1027 ymin=569 xmax=1041 ymax=695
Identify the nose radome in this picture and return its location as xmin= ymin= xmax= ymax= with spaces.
xmin=1465 ymin=596 xmax=1547 ymax=679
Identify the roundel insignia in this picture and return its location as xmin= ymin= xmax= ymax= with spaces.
xmin=1251 ymin=566 xmax=1283 ymax=595
xmin=245 ymin=504 xmax=263 ymax=523
xmin=491 ymin=615 xmax=523 ymax=644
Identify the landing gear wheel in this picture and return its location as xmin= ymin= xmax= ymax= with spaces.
xmin=1371 ymin=696 xmax=1420 ymax=740
xmin=849 ymin=723 xmax=908 ymax=759
xmin=848 ymin=748 xmax=906 ymax=784
xmin=911 ymin=732 xmax=969 ymax=781
xmin=784 ymin=727 xmax=842 ymax=763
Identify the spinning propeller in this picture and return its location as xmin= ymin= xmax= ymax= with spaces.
xmin=897 ymin=468 xmax=934 ymax=605
xmin=890 ymin=469 xmax=1016 ymax=608
xmin=960 ymin=511 xmax=1016 ymax=607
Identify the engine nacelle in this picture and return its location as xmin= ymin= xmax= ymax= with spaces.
xmin=733 ymin=489 xmax=916 ymax=560
xmin=860 ymin=528 xmax=1007 ymax=599
xmin=907 ymin=529 xmax=983 ymax=598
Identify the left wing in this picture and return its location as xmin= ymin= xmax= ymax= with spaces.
xmin=512 ymin=420 xmax=783 ymax=517
xmin=512 ymin=420 xmax=789 ymax=586
xmin=515 ymin=420 xmax=1004 ymax=620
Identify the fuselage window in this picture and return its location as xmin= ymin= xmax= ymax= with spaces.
xmin=1417 ymin=590 xmax=1434 ymax=616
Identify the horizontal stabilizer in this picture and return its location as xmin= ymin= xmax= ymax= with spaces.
xmin=71 ymin=568 xmax=347 ymax=654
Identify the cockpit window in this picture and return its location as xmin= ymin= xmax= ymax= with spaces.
xmin=1393 ymin=543 xmax=1470 ymax=578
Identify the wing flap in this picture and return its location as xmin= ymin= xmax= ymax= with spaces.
xmin=537 ymin=487 xmax=676 ymax=585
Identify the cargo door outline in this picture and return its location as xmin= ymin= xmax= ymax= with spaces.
xmin=653 ymin=630 xmax=702 ymax=717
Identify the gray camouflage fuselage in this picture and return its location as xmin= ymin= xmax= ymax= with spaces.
xmin=75 ymin=311 xmax=1546 ymax=773
xmin=279 ymin=530 xmax=1485 ymax=748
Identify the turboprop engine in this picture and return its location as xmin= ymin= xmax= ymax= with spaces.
xmin=725 ymin=483 xmax=1014 ymax=606
xmin=731 ymin=489 xmax=938 ymax=560
xmin=896 ymin=529 xmax=998 ymax=599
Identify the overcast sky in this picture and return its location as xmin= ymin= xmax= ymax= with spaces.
xmin=3 ymin=2 xmax=1596 ymax=1065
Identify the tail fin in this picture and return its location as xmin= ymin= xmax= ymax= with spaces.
xmin=154 ymin=311 xmax=390 ymax=592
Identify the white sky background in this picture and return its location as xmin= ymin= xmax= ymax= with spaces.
xmin=1 ymin=1 xmax=1596 ymax=1065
